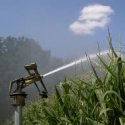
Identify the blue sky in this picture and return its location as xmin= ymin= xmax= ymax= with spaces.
xmin=0 ymin=0 xmax=125 ymax=58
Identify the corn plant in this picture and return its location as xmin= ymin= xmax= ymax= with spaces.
xmin=22 ymin=35 xmax=125 ymax=125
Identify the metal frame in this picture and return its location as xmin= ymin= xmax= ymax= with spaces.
xmin=9 ymin=63 xmax=48 ymax=125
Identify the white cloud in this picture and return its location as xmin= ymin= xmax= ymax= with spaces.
xmin=69 ymin=4 xmax=114 ymax=35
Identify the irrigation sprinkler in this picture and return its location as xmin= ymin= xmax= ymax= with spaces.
xmin=9 ymin=63 xmax=48 ymax=125
xmin=9 ymin=50 xmax=110 ymax=125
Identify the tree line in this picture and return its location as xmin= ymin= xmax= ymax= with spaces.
xmin=0 ymin=36 xmax=64 ymax=122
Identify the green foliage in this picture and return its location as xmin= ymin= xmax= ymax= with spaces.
xmin=3 ymin=119 xmax=13 ymax=125
xmin=23 ymin=39 xmax=125 ymax=124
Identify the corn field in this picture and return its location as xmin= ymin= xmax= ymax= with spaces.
xmin=5 ymin=35 xmax=125 ymax=125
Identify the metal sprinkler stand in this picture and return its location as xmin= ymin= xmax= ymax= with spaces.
xmin=10 ymin=91 xmax=27 ymax=125
xmin=9 ymin=63 xmax=48 ymax=125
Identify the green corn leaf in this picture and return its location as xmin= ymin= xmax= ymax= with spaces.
xmin=99 ymin=108 xmax=112 ymax=117
xmin=108 ymin=29 xmax=118 ymax=58
xmin=88 ymin=56 xmax=103 ymax=84
xmin=103 ymin=90 xmax=125 ymax=104
xmin=97 ymin=55 xmax=117 ymax=78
